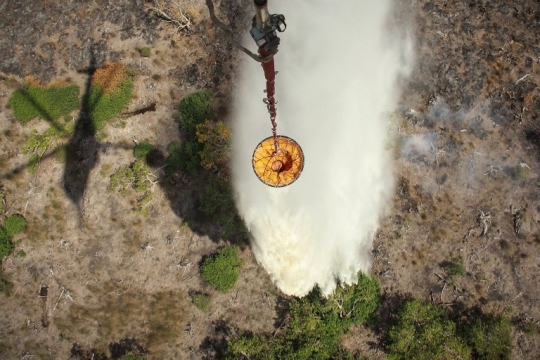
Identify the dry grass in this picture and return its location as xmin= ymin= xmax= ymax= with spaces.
xmin=55 ymin=281 xmax=189 ymax=353
xmin=93 ymin=62 xmax=128 ymax=94
xmin=23 ymin=75 xmax=73 ymax=88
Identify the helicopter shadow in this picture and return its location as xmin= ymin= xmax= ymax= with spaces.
xmin=1 ymin=44 xmax=132 ymax=224
xmin=1 ymin=45 xmax=247 ymax=246
xmin=62 ymin=50 xmax=99 ymax=221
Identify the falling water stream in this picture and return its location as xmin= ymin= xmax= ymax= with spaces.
xmin=232 ymin=0 xmax=413 ymax=296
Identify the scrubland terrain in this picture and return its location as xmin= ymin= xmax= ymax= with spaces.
xmin=0 ymin=0 xmax=539 ymax=359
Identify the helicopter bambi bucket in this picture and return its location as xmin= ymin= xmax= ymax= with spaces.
xmin=206 ymin=0 xmax=304 ymax=187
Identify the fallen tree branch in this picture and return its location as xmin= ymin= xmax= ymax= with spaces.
xmin=145 ymin=1 xmax=192 ymax=33
xmin=120 ymin=103 xmax=156 ymax=118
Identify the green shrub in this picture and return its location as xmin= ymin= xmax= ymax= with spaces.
xmin=327 ymin=274 xmax=380 ymax=326
xmin=178 ymin=90 xmax=214 ymax=135
xmin=138 ymin=47 xmax=151 ymax=57
xmin=465 ymin=314 xmax=512 ymax=359
xmin=445 ymin=256 xmax=466 ymax=277
xmin=523 ymin=321 xmax=540 ymax=335
xmin=88 ymin=74 xmax=134 ymax=131
xmin=18 ymin=112 xmax=74 ymax=172
xmin=121 ymin=354 xmax=145 ymax=360
xmin=175 ymin=91 xmax=214 ymax=174
xmin=200 ymin=245 xmax=241 ymax=292
xmin=133 ymin=141 xmax=154 ymax=160
xmin=53 ymin=144 xmax=69 ymax=163
xmin=196 ymin=120 xmax=231 ymax=170
xmin=191 ymin=293 xmax=211 ymax=312
xmin=0 ymin=227 xmax=14 ymax=260
xmin=8 ymin=83 xmax=79 ymax=124
xmin=165 ymin=141 xmax=182 ymax=175
xmin=110 ymin=159 xmax=153 ymax=214
xmin=285 ymin=290 xmax=347 ymax=359
xmin=3 ymin=214 xmax=28 ymax=237
xmin=198 ymin=179 xmax=248 ymax=242
xmin=387 ymin=300 xmax=471 ymax=360
xmin=225 ymin=273 xmax=380 ymax=359
xmin=513 ymin=164 xmax=530 ymax=183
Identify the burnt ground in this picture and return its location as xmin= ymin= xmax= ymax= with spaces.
xmin=0 ymin=0 xmax=539 ymax=359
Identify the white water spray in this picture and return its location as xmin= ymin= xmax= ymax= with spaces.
xmin=232 ymin=0 xmax=414 ymax=296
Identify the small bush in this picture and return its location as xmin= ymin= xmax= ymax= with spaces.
xmin=110 ymin=160 xmax=153 ymax=214
xmin=121 ymin=354 xmax=145 ymax=360
xmin=53 ymin=144 xmax=69 ymax=163
xmin=225 ymin=273 xmax=381 ymax=359
xmin=523 ymin=321 xmax=539 ymax=335
xmin=19 ymin=119 xmax=74 ymax=172
xmin=3 ymin=214 xmax=28 ymax=237
xmin=196 ymin=120 xmax=231 ymax=170
xmin=133 ymin=141 xmax=154 ymax=160
xmin=445 ymin=256 xmax=466 ymax=277
xmin=466 ymin=314 xmax=512 ymax=359
xmin=137 ymin=47 xmax=151 ymax=57
xmin=88 ymin=76 xmax=134 ymax=131
xmin=191 ymin=293 xmax=211 ymax=312
xmin=387 ymin=300 xmax=471 ymax=360
xmin=198 ymin=179 xmax=248 ymax=243
xmin=8 ymin=82 xmax=79 ymax=124
xmin=0 ymin=227 xmax=14 ymax=260
xmin=175 ymin=91 xmax=214 ymax=174
xmin=513 ymin=164 xmax=529 ymax=183
xmin=327 ymin=274 xmax=380 ymax=326
xmin=200 ymin=245 xmax=242 ymax=292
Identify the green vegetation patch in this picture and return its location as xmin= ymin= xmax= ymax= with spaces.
xmin=138 ymin=47 xmax=151 ymax=57
xmin=513 ymin=164 xmax=530 ymax=183
xmin=8 ymin=82 xmax=79 ymax=124
xmin=133 ymin=141 xmax=155 ymax=160
xmin=173 ymin=90 xmax=214 ymax=175
xmin=466 ymin=314 xmax=512 ymax=359
xmin=3 ymin=214 xmax=28 ymax=238
xmin=200 ymin=245 xmax=242 ymax=292
xmin=121 ymin=354 xmax=146 ymax=360
xmin=198 ymin=179 xmax=248 ymax=242
xmin=0 ymin=227 xmax=14 ymax=260
xmin=110 ymin=159 xmax=153 ymax=215
xmin=445 ymin=256 xmax=466 ymax=277
xmin=191 ymin=292 xmax=211 ymax=312
xmin=387 ymin=300 xmax=513 ymax=360
xmin=196 ymin=119 xmax=231 ymax=170
xmin=225 ymin=273 xmax=380 ymax=359
xmin=0 ymin=214 xmax=27 ymax=260
xmin=88 ymin=73 xmax=134 ymax=131
xmin=388 ymin=300 xmax=471 ymax=360
xmin=327 ymin=274 xmax=380 ymax=326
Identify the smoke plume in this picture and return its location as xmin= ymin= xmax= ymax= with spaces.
xmin=232 ymin=0 xmax=413 ymax=296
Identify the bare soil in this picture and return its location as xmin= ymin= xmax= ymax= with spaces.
xmin=0 ymin=0 xmax=539 ymax=359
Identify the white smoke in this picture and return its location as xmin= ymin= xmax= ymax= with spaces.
xmin=232 ymin=0 xmax=414 ymax=296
